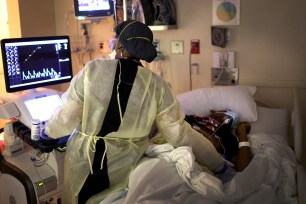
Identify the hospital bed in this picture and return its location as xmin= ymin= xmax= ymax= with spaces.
xmin=1 ymin=85 xmax=304 ymax=204
xmin=100 ymin=85 xmax=305 ymax=204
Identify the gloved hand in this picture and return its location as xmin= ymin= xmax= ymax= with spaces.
xmin=40 ymin=128 xmax=59 ymax=145
xmin=40 ymin=128 xmax=55 ymax=140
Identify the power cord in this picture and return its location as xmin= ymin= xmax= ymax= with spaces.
xmin=193 ymin=119 xmax=230 ymax=156
xmin=212 ymin=66 xmax=225 ymax=86
xmin=30 ymin=149 xmax=50 ymax=167
xmin=212 ymin=53 xmax=228 ymax=85
xmin=189 ymin=47 xmax=192 ymax=90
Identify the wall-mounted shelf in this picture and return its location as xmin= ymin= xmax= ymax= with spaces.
xmin=149 ymin=25 xmax=177 ymax=31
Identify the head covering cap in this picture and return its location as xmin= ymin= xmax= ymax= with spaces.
xmin=115 ymin=20 xmax=157 ymax=63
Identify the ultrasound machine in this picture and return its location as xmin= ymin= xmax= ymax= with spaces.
xmin=0 ymin=35 xmax=74 ymax=204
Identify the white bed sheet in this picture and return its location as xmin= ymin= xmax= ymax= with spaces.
xmin=100 ymin=132 xmax=298 ymax=204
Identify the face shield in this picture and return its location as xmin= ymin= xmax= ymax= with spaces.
xmin=109 ymin=38 xmax=118 ymax=59
xmin=109 ymin=38 xmax=118 ymax=51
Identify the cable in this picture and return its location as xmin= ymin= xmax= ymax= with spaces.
xmin=212 ymin=66 xmax=225 ymax=86
xmin=212 ymin=53 xmax=228 ymax=86
xmin=224 ymin=119 xmax=230 ymax=124
xmin=194 ymin=120 xmax=229 ymax=155
xmin=112 ymin=0 xmax=118 ymax=26
xmin=189 ymin=48 xmax=192 ymax=90
xmin=212 ymin=133 xmax=226 ymax=156
xmin=30 ymin=149 xmax=50 ymax=167
xmin=64 ymin=10 xmax=74 ymax=36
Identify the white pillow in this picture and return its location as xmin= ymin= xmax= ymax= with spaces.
xmin=176 ymin=85 xmax=258 ymax=122
xmin=250 ymin=107 xmax=289 ymax=139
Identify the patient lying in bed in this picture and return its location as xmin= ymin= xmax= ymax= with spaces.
xmin=102 ymin=108 xmax=297 ymax=204
xmin=149 ymin=109 xmax=253 ymax=184
xmin=184 ymin=110 xmax=252 ymax=173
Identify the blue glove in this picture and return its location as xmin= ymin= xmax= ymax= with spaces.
xmin=215 ymin=161 xmax=228 ymax=175
xmin=40 ymin=128 xmax=55 ymax=140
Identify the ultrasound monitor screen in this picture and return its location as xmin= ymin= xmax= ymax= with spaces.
xmin=25 ymin=94 xmax=62 ymax=123
xmin=1 ymin=36 xmax=73 ymax=93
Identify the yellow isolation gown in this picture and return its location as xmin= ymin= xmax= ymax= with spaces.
xmin=45 ymin=59 xmax=224 ymax=204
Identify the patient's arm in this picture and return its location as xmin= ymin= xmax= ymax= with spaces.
xmin=231 ymin=122 xmax=252 ymax=172
xmin=155 ymin=105 xmax=225 ymax=173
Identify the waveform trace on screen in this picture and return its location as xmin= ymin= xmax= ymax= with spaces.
xmin=22 ymin=68 xmax=61 ymax=80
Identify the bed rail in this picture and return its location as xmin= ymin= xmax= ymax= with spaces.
xmin=292 ymin=87 xmax=306 ymax=204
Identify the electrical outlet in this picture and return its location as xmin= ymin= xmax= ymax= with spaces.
xmin=171 ymin=40 xmax=184 ymax=54
xmin=211 ymin=67 xmax=239 ymax=85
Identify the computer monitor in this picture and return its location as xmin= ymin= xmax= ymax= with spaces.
xmin=74 ymin=0 xmax=114 ymax=18
xmin=1 ymin=35 xmax=73 ymax=93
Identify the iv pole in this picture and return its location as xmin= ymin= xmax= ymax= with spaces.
xmin=189 ymin=48 xmax=192 ymax=91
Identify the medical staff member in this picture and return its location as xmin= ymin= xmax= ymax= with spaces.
xmin=44 ymin=20 xmax=226 ymax=204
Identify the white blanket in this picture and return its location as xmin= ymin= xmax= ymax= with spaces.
xmin=100 ymin=133 xmax=298 ymax=204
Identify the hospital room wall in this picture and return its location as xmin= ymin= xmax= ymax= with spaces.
xmin=151 ymin=0 xmax=306 ymax=132
xmin=52 ymin=0 xmax=306 ymax=137
xmin=0 ymin=0 xmax=68 ymax=128
xmin=0 ymin=0 xmax=65 ymax=94
xmin=52 ymin=0 xmax=306 ymax=96
xmin=150 ymin=0 xmax=306 ymax=92
xmin=52 ymin=0 xmax=116 ymax=91
xmin=2 ymin=0 xmax=306 ymax=95
xmin=158 ymin=0 xmax=306 ymax=146
xmin=0 ymin=0 xmax=306 ymax=129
